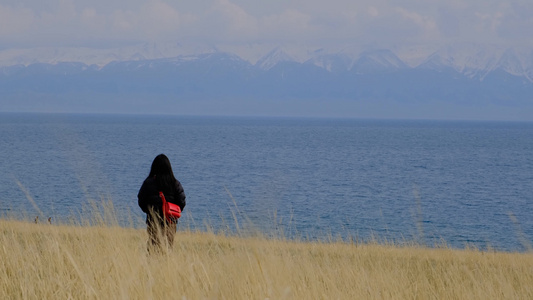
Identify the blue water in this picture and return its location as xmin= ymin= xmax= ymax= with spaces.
xmin=1 ymin=113 xmax=532 ymax=251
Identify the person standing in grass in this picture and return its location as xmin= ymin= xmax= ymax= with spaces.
xmin=138 ymin=154 xmax=186 ymax=250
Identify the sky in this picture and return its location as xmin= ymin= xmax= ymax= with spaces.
xmin=1 ymin=0 xmax=532 ymax=50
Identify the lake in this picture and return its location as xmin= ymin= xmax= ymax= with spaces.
xmin=1 ymin=112 xmax=532 ymax=251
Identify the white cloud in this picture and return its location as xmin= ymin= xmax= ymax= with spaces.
xmin=395 ymin=7 xmax=438 ymax=40
xmin=260 ymin=9 xmax=311 ymax=40
xmin=202 ymin=0 xmax=258 ymax=41
xmin=367 ymin=6 xmax=379 ymax=18
xmin=126 ymin=1 xmax=184 ymax=40
xmin=0 ymin=5 xmax=34 ymax=37
xmin=0 ymin=0 xmax=531 ymax=48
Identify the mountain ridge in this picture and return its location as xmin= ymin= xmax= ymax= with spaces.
xmin=1 ymin=43 xmax=532 ymax=120
xmin=2 ymin=43 xmax=533 ymax=82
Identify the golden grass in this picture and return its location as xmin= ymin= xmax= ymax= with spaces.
xmin=1 ymin=218 xmax=533 ymax=299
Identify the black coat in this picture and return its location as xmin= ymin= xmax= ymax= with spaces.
xmin=138 ymin=177 xmax=186 ymax=223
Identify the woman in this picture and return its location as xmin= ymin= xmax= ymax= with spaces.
xmin=138 ymin=154 xmax=186 ymax=250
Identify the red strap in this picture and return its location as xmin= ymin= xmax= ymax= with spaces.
xmin=159 ymin=191 xmax=166 ymax=205
xmin=159 ymin=191 xmax=167 ymax=219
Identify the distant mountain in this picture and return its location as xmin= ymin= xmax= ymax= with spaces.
xmin=0 ymin=42 xmax=218 ymax=68
xmin=1 ymin=43 xmax=532 ymax=118
xmin=496 ymin=49 xmax=524 ymax=76
xmin=304 ymin=50 xmax=352 ymax=73
xmin=416 ymin=44 xmax=533 ymax=83
xmin=351 ymin=49 xmax=408 ymax=74
xmin=1 ymin=43 xmax=533 ymax=80
xmin=256 ymin=47 xmax=295 ymax=70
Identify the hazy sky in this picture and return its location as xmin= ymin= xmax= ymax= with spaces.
xmin=1 ymin=0 xmax=532 ymax=49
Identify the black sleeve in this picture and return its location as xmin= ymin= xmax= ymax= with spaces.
xmin=174 ymin=180 xmax=186 ymax=211
xmin=138 ymin=179 xmax=162 ymax=214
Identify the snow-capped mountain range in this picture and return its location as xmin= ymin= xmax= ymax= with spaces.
xmin=1 ymin=42 xmax=532 ymax=119
xmin=1 ymin=42 xmax=533 ymax=82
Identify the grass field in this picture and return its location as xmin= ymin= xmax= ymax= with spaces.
xmin=1 ymin=214 xmax=533 ymax=300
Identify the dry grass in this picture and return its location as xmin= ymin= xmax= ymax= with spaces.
xmin=1 ymin=217 xmax=533 ymax=300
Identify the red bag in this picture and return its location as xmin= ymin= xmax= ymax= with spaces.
xmin=159 ymin=191 xmax=182 ymax=221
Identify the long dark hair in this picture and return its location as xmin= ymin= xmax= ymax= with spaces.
xmin=147 ymin=154 xmax=177 ymax=194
